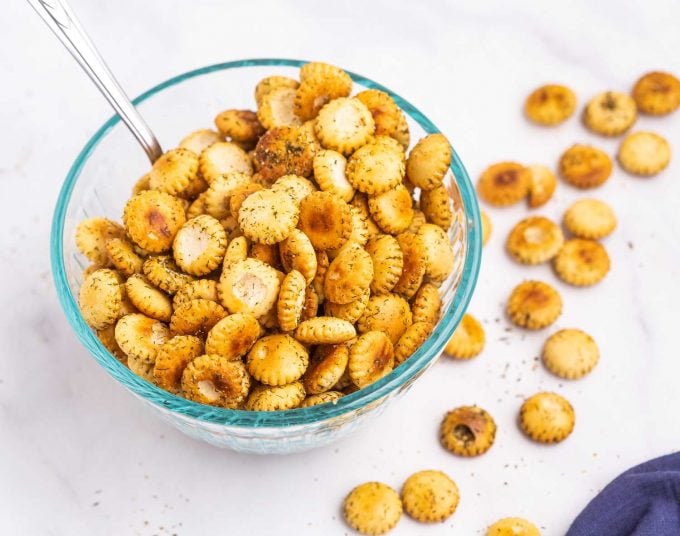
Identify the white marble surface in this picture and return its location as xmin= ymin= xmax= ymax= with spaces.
xmin=2 ymin=0 xmax=680 ymax=534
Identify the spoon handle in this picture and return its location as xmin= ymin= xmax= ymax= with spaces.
xmin=27 ymin=0 xmax=163 ymax=163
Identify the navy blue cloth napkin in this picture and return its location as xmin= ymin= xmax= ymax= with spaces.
xmin=567 ymin=452 xmax=680 ymax=536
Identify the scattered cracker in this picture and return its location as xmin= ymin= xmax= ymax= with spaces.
xmin=401 ymin=470 xmax=459 ymax=523
xmin=617 ymin=131 xmax=671 ymax=176
xmin=477 ymin=162 xmax=531 ymax=206
xmin=527 ymin=164 xmax=557 ymax=208
xmin=553 ymin=238 xmax=610 ymax=286
xmin=487 ymin=517 xmax=541 ymax=536
xmin=563 ymin=198 xmax=617 ymax=239
xmin=506 ymin=216 xmax=564 ymax=265
xmin=507 ymin=280 xmax=562 ymax=329
xmin=343 ymin=482 xmax=402 ymax=536
xmin=246 ymin=334 xmax=309 ymax=386
xmin=245 ymin=381 xmax=305 ymax=411
xmin=583 ymin=91 xmax=637 ymax=137
xmin=349 ymin=331 xmax=395 ymax=388
xmin=543 ymin=328 xmax=599 ymax=380
xmin=440 ymin=405 xmax=496 ymax=456
xmin=520 ymin=391 xmax=575 ymax=444
xmin=182 ymin=354 xmax=251 ymax=408
xmin=153 ymin=335 xmax=203 ymax=394
xmin=303 ymin=344 xmax=349 ymax=394
xmin=205 ymin=312 xmax=261 ymax=360
xmin=480 ymin=211 xmax=492 ymax=247
xmin=444 ymin=313 xmax=485 ymax=360
xmin=558 ymin=144 xmax=612 ymax=189
xmin=405 ymin=133 xmax=451 ymax=191
xmin=524 ymin=84 xmax=576 ymax=125
xmin=78 ymin=268 xmax=124 ymax=330
xmin=632 ymin=71 xmax=680 ymax=116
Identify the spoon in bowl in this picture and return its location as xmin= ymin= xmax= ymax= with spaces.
xmin=27 ymin=0 xmax=163 ymax=163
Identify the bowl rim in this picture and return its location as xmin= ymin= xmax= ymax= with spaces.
xmin=51 ymin=58 xmax=481 ymax=428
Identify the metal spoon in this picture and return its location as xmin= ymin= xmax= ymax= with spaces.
xmin=27 ymin=0 xmax=163 ymax=163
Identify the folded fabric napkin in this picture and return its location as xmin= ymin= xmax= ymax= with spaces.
xmin=567 ymin=452 xmax=680 ymax=536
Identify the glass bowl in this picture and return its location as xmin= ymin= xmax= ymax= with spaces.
xmin=51 ymin=59 xmax=481 ymax=454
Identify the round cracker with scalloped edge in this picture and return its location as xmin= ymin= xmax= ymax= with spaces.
xmin=153 ymin=335 xmax=203 ymax=394
xmin=324 ymin=244 xmax=374 ymax=304
xmin=79 ymin=268 xmax=124 ymax=330
xmin=182 ymin=354 xmax=251 ymax=408
xmin=76 ymin=217 xmax=125 ymax=265
xmin=238 ymin=189 xmax=299 ymax=245
xmin=123 ymin=190 xmax=187 ymax=253
xmin=298 ymin=191 xmax=352 ymax=250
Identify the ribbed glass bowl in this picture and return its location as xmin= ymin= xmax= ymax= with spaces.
xmin=51 ymin=59 xmax=481 ymax=454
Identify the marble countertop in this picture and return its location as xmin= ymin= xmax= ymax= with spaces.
xmin=2 ymin=0 xmax=679 ymax=533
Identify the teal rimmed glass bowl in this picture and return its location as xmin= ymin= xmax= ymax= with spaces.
xmin=51 ymin=58 xmax=481 ymax=454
